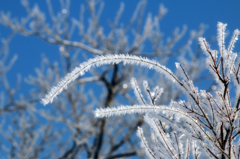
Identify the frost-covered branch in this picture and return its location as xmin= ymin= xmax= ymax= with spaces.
xmin=41 ymin=54 xmax=185 ymax=105
xmin=92 ymin=22 xmax=240 ymax=158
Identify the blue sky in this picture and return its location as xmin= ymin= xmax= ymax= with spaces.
xmin=1 ymin=0 xmax=240 ymax=90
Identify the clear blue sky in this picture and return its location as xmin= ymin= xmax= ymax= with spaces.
xmin=0 ymin=0 xmax=240 ymax=89
xmin=0 ymin=0 xmax=240 ymax=92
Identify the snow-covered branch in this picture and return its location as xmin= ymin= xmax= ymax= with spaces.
xmin=42 ymin=54 xmax=185 ymax=105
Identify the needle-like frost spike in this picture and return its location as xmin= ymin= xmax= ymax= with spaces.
xmin=217 ymin=22 xmax=227 ymax=58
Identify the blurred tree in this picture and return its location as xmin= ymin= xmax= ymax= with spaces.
xmin=0 ymin=0 xmax=209 ymax=158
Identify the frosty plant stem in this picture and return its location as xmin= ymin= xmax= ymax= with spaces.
xmin=41 ymin=54 xmax=187 ymax=106
xmin=43 ymin=22 xmax=240 ymax=158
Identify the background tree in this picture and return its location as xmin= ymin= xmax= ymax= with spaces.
xmin=0 ymin=0 xmax=239 ymax=158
